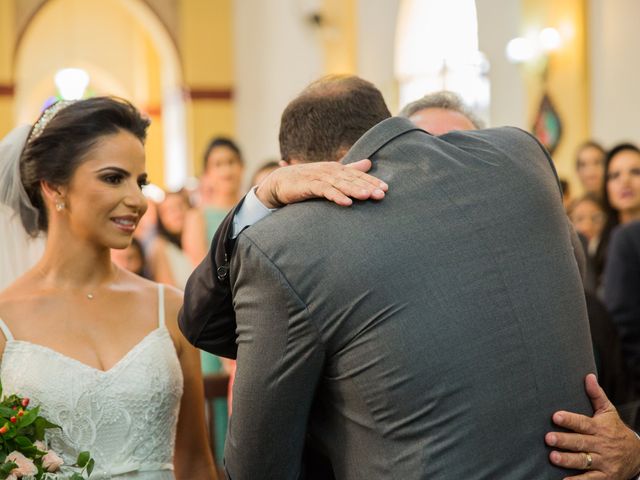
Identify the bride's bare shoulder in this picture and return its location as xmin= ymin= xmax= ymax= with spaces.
xmin=116 ymin=268 xmax=182 ymax=309
xmin=0 ymin=272 xmax=42 ymax=315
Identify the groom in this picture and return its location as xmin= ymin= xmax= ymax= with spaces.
xmin=215 ymin=75 xmax=596 ymax=479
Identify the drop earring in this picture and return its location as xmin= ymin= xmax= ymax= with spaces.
xmin=55 ymin=200 xmax=65 ymax=212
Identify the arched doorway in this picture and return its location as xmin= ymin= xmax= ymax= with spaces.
xmin=13 ymin=0 xmax=187 ymax=190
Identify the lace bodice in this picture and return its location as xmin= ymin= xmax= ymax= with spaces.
xmin=0 ymin=285 xmax=184 ymax=479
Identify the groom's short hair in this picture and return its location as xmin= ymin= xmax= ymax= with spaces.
xmin=279 ymin=75 xmax=391 ymax=164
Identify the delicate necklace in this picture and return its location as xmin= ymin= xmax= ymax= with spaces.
xmin=85 ymin=268 xmax=119 ymax=300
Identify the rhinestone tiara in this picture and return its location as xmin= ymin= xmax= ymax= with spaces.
xmin=27 ymin=100 xmax=77 ymax=144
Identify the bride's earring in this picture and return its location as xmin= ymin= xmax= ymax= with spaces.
xmin=55 ymin=199 xmax=66 ymax=212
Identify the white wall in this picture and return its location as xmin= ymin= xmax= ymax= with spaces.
xmin=356 ymin=0 xmax=400 ymax=112
xmin=233 ymin=0 xmax=529 ymax=174
xmin=476 ymin=0 xmax=526 ymax=128
xmin=355 ymin=0 xmax=527 ymax=127
xmin=234 ymin=0 xmax=323 ymax=172
xmin=589 ymin=0 xmax=640 ymax=146
xmin=14 ymin=0 xmax=148 ymax=122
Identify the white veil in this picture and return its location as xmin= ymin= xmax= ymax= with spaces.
xmin=0 ymin=125 xmax=45 ymax=291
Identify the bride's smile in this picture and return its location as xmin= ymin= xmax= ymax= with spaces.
xmin=47 ymin=130 xmax=148 ymax=250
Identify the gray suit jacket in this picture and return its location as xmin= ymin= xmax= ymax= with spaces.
xmin=225 ymin=117 xmax=595 ymax=479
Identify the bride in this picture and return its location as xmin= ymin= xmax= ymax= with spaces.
xmin=0 ymin=97 xmax=217 ymax=479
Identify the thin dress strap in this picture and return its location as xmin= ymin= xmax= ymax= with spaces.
xmin=0 ymin=318 xmax=14 ymax=342
xmin=157 ymin=284 xmax=166 ymax=328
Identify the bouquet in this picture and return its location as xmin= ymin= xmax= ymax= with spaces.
xmin=0 ymin=383 xmax=94 ymax=479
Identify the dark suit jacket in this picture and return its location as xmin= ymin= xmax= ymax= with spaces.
xmin=179 ymin=203 xmax=239 ymax=359
xmin=604 ymin=220 xmax=640 ymax=394
xmin=223 ymin=118 xmax=595 ymax=479
xmin=179 ymin=199 xmax=337 ymax=479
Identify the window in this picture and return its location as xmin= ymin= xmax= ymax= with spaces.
xmin=395 ymin=0 xmax=490 ymax=124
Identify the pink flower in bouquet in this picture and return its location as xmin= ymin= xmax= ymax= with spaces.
xmin=42 ymin=449 xmax=64 ymax=472
xmin=6 ymin=474 xmax=17 ymax=480
xmin=7 ymin=451 xmax=38 ymax=477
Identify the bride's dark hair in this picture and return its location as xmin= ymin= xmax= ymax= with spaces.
xmin=20 ymin=97 xmax=150 ymax=235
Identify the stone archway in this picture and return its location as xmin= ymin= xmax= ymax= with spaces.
xmin=13 ymin=0 xmax=187 ymax=189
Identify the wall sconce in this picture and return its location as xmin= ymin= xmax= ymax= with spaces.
xmin=505 ymin=27 xmax=563 ymax=65
xmin=506 ymin=28 xmax=565 ymax=155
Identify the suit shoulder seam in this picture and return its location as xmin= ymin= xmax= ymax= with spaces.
xmin=237 ymin=234 xmax=327 ymax=349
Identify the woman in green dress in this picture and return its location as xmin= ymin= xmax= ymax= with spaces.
xmin=182 ymin=137 xmax=244 ymax=463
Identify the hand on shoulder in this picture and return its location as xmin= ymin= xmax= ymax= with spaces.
xmin=255 ymin=159 xmax=388 ymax=209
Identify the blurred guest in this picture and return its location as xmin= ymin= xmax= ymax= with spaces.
xmin=133 ymin=197 xmax=159 ymax=254
xmin=568 ymin=194 xmax=606 ymax=292
xmin=181 ymin=138 xmax=244 ymax=463
xmin=594 ymin=143 xmax=640 ymax=291
xmin=110 ymin=237 xmax=147 ymax=277
xmin=604 ymin=220 xmax=640 ymax=397
xmin=251 ymin=160 xmax=280 ymax=186
xmin=183 ymin=137 xmax=244 ymax=266
xmin=149 ymin=190 xmax=193 ymax=289
xmin=569 ymin=194 xmax=606 ymax=248
xmin=575 ymin=140 xmax=606 ymax=198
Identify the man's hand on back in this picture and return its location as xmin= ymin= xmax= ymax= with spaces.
xmin=545 ymin=373 xmax=640 ymax=479
xmin=255 ymin=159 xmax=388 ymax=209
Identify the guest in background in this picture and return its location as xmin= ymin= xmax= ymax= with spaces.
xmin=575 ymin=140 xmax=606 ymax=199
xmin=568 ymin=193 xmax=606 ymax=292
xmin=182 ymin=138 xmax=244 ymax=464
xmin=183 ymin=137 xmax=244 ymax=266
xmin=569 ymin=194 xmax=606 ymax=248
xmin=110 ymin=237 xmax=147 ymax=277
xmin=604 ymin=220 xmax=640 ymax=399
xmin=594 ymin=143 xmax=640 ymax=292
xmin=251 ymin=160 xmax=280 ymax=186
xmin=149 ymin=190 xmax=193 ymax=289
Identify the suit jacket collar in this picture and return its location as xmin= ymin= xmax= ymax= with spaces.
xmin=341 ymin=116 xmax=427 ymax=165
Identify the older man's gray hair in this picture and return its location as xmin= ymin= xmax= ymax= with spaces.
xmin=399 ymin=91 xmax=484 ymax=129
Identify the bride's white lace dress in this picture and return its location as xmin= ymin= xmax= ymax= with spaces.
xmin=0 ymin=285 xmax=183 ymax=479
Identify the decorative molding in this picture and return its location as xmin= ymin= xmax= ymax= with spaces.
xmin=184 ymin=87 xmax=233 ymax=101
xmin=0 ymin=84 xmax=15 ymax=96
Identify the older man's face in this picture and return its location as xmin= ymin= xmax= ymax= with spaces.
xmin=409 ymin=108 xmax=477 ymax=135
